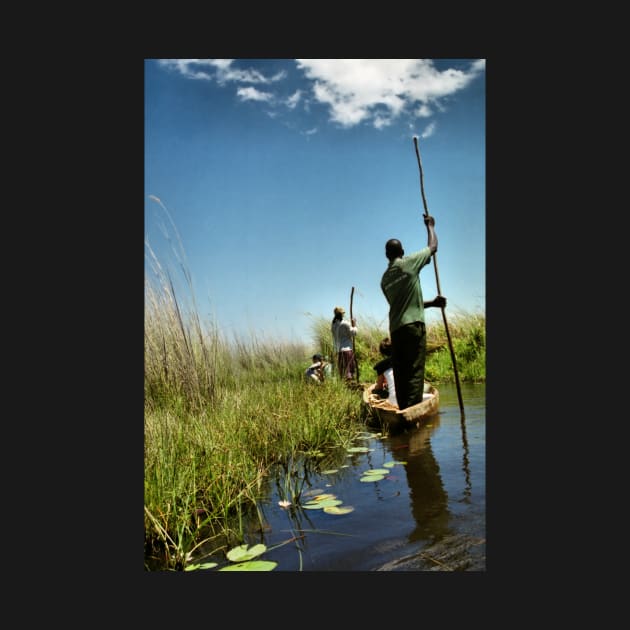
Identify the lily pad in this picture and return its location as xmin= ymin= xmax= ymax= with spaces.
xmin=347 ymin=446 xmax=370 ymax=453
xmin=360 ymin=475 xmax=385 ymax=482
xmin=303 ymin=499 xmax=343 ymax=509
xmin=304 ymin=449 xmax=325 ymax=458
xmin=323 ymin=505 xmax=355 ymax=515
xmin=303 ymin=488 xmax=325 ymax=497
xmin=219 ymin=560 xmax=277 ymax=571
xmin=311 ymin=493 xmax=336 ymax=501
xmin=383 ymin=461 xmax=406 ymax=467
xmin=363 ymin=468 xmax=390 ymax=475
xmin=184 ymin=561 xmax=218 ymax=571
xmin=226 ymin=543 xmax=267 ymax=563
xmin=321 ymin=469 xmax=338 ymax=474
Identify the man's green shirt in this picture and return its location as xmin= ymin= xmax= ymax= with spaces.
xmin=381 ymin=247 xmax=432 ymax=333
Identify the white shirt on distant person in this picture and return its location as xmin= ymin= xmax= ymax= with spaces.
xmin=383 ymin=366 xmax=398 ymax=407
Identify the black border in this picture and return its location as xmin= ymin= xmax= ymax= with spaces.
xmin=62 ymin=52 xmax=561 ymax=611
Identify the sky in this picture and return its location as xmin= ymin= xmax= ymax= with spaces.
xmin=144 ymin=59 xmax=485 ymax=346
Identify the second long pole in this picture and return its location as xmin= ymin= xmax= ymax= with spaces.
xmin=350 ymin=286 xmax=359 ymax=384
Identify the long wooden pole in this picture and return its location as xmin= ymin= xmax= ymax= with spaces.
xmin=413 ymin=136 xmax=465 ymax=418
xmin=350 ymin=286 xmax=359 ymax=384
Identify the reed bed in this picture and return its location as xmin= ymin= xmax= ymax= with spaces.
xmin=310 ymin=308 xmax=485 ymax=384
xmin=145 ymin=258 xmax=364 ymax=570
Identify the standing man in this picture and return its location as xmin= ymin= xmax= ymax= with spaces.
xmin=331 ymin=306 xmax=357 ymax=381
xmin=381 ymin=215 xmax=446 ymax=409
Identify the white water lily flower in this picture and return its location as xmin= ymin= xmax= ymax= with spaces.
xmin=278 ymin=500 xmax=292 ymax=508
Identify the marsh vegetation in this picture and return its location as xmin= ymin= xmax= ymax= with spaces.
xmin=144 ymin=240 xmax=484 ymax=571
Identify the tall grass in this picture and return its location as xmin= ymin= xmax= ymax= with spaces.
xmin=310 ymin=308 xmax=485 ymax=384
xmin=145 ymin=225 xmax=364 ymax=570
xmin=144 ymin=357 xmax=364 ymax=569
xmin=424 ymin=309 xmax=486 ymax=383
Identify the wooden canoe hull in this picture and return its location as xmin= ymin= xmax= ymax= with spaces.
xmin=362 ymin=382 xmax=440 ymax=432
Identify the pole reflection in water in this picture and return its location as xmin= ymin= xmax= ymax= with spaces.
xmin=459 ymin=412 xmax=472 ymax=502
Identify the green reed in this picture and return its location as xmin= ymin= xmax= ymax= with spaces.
xmin=309 ymin=308 xmax=485 ymax=385
xmin=145 ymin=261 xmax=365 ymax=569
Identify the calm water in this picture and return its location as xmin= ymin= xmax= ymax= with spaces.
xmin=246 ymin=382 xmax=485 ymax=571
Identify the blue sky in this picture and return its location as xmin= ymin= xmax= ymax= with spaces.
xmin=145 ymin=59 xmax=485 ymax=345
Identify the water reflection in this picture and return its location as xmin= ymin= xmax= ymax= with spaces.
xmin=205 ymin=383 xmax=484 ymax=570
xmin=459 ymin=414 xmax=472 ymax=502
xmin=387 ymin=418 xmax=452 ymax=543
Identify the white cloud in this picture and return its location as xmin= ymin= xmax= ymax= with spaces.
xmin=416 ymin=104 xmax=432 ymax=118
xmin=295 ymin=59 xmax=484 ymax=129
xmin=237 ymin=87 xmax=274 ymax=102
xmin=286 ymin=90 xmax=302 ymax=109
xmin=157 ymin=59 xmax=214 ymax=80
xmin=157 ymin=59 xmax=285 ymax=85
xmin=269 ymin=70 xmax=288 ymax=82
xmin=421 ymin=122 xmax=436 ymax=138
xmin=155 ymin=59 xmax=484 ymax=135
xmin=374 ymin=116 xmax=393 ymax=130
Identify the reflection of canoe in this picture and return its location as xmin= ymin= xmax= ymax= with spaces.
xmin=362 ymin=382 xmax=440 ymax=432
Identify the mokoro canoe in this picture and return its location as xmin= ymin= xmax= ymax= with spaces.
xmin=362 ymin=382 xmax=440 ymax=432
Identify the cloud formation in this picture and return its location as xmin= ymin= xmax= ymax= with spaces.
xmin=157 ymin=59 xmax=285 ymax=85
xmin=296 ymin=59 xmax=484 ymax=128
xmin=286 ymin=90 xmax=302 ymax=109
xmin=156 ymin=59 xmax=484 ymax=132
xmin=421 ymin=122 xmax=436 ymax=139
xmin=236 ymin=86 xmax=273 ymax=102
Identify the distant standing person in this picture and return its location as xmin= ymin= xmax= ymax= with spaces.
xmin=381 ymin=215 xmax=446 ymax=409
xmin=331 ymin=306 xmax=357 ymax=381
